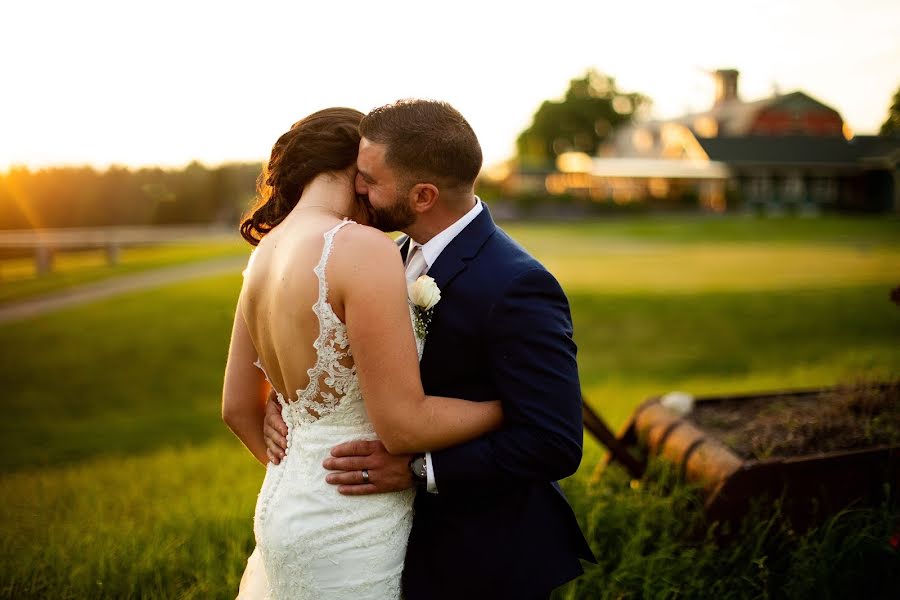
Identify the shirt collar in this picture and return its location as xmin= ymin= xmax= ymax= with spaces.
xmin=408 ymin=198 xmax=483 ymax=270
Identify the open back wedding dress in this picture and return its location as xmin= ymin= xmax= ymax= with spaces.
xmin=237 ymin=220 xmax=416 ymax=599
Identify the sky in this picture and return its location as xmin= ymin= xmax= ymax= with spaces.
xmin=2 ymin=0 xmax=898 ymax=171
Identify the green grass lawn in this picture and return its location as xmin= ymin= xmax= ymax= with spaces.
xmin=0 ymin=238 xmax=249 ymax=304
xmin=1 ymin=215 xmax=899 ymax=598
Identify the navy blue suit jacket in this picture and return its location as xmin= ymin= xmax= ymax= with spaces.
xmin=400 ymin=204 xmax=595 ymax=599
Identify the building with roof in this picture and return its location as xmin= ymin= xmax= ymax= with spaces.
xmin=548 ymin=70 xmax=900 ymax=213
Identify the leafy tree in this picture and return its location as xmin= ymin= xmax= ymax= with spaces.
xmin=516 ymin=69 xmax=650 ymax=169
xmin=879 ymin=86 xmax=900 ymax=136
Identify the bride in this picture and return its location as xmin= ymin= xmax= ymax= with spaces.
xmin=221 ymin=107 xmax=502 ymax=599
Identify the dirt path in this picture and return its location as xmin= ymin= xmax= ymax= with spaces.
xmin=0 ymin=256 xmax=246 ymax=325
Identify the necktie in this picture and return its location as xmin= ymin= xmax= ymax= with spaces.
xmin=405 ymin=244 xmax=428 ymax=282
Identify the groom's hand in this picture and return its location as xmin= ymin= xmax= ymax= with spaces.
xmin=323 ymin=440 xmax=413 ymax=495
xmin=263 ymin=391 xmax=288 ymax=464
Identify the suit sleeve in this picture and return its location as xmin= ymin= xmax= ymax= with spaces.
xmin=429 ymin=268 xmax=583 ymax=492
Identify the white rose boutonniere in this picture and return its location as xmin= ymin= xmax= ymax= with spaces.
xmin=408 ymin=275 xmax=441 ymax=339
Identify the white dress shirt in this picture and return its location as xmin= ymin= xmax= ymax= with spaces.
xmin=404 ymin=199 xmax=483 ymax=493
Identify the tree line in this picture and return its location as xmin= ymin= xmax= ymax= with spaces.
xmin=0 ymin=161 xmax=261 ymax=230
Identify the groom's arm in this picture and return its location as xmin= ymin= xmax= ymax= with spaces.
xmin=291 ymin=267 xmax=582 ymax=496
xmin=429 ymin=267 xmax=583 ymax=491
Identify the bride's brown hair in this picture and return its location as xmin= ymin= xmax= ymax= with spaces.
xmin=240 ymin=107 xmax=364 ymax=246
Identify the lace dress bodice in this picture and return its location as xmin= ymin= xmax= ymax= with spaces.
xmin=245 ymin=219 xmax=417 ymax=600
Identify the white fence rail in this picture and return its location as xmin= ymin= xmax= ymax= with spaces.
xmin=0 ymin=226 xmax=239 ymax=275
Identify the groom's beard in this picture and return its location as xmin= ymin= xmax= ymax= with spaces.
xmin=365 ymin=193 xmax=416 ymax=233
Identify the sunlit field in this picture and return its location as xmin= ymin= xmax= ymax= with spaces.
xmin=1 ymin=215 xmax=899 ymax=598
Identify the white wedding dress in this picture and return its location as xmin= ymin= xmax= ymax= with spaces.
xmin=237 ymin=220 xmax=418 ymax=599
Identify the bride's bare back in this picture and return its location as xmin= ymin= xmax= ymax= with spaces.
xmin=240 ymin=210 xmax=354 ymax=416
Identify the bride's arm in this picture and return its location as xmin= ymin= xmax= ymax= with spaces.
xmin=332 ymin=226 xmax=502 ymax=455
xmin=222 ymin=295 xmax=270 ymax=466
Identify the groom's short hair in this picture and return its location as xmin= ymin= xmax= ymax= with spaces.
xmin=360 ymin=99 xmax=483 ymax=189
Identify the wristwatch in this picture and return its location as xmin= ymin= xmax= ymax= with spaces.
xmin=408 ymin=454 xmax=427 ymax=488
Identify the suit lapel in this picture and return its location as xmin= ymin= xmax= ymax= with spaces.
xmin=426 ymin=202 xmax=497 ymax=292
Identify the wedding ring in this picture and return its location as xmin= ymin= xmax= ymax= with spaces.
xmin=361 ymin=469 xmax=370 ymax=483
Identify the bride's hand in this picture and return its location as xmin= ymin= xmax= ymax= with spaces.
xmin=263 ymin=391 xmax=288 ymax=464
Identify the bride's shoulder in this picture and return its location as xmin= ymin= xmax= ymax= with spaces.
xmin=335 ymin=222 xmax=398 ymax=255
xmin=330 ymin=223 xmax=402 ymax=279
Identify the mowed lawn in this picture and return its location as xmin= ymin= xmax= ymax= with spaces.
xmin=1 ymin=215 xmax=899 ymax=598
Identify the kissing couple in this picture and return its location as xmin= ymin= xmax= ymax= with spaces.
xmin=222 ymin=99 xmax=595 ymax=600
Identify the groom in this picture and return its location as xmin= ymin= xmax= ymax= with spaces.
xmin=263 ymin=99 xmax=594 ymax=599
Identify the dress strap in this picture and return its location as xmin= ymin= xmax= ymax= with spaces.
xmin=313 ymin=219 xmax=355 ymax=304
